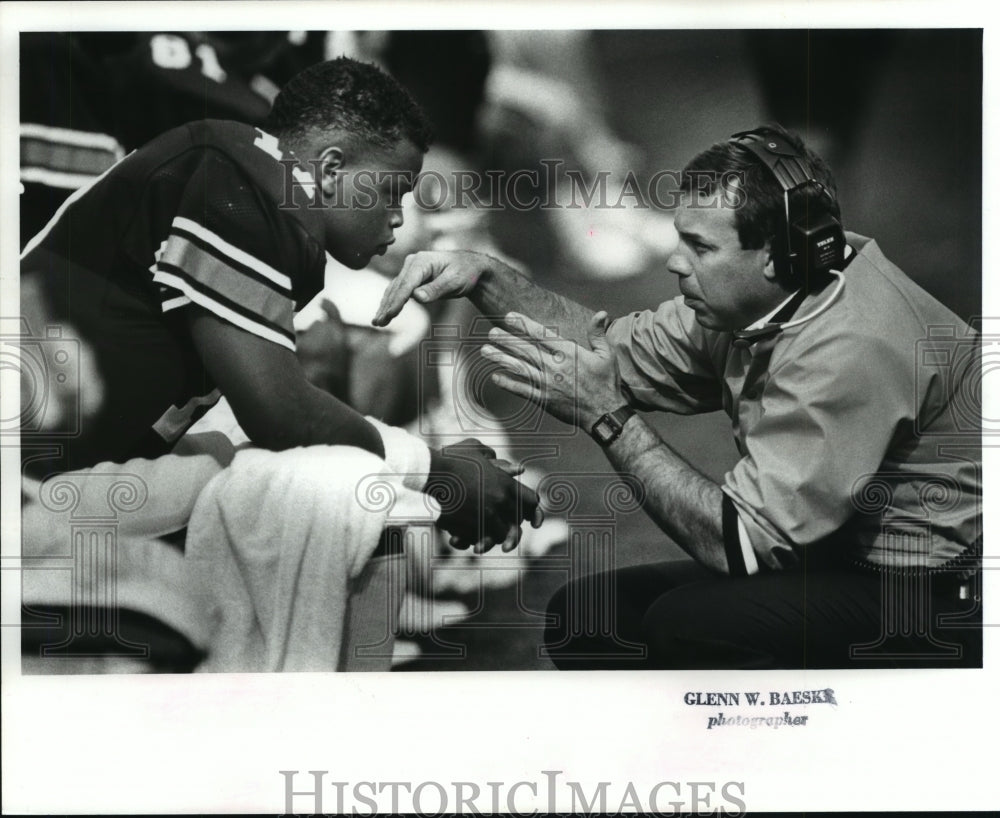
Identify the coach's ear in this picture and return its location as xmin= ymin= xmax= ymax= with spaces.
xmin=317 ymin=146 xmax=345 ymax=197
xmin=761 ymin=238 xmax=779 ymax=281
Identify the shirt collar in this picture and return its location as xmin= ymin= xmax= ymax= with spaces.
xmin=743 ymin=288 xmax=801 ymax=332
xmin=730 ymin=285 xmax=812 ymax=349
xmin=732 ymin=244 xmax=857 ymax=347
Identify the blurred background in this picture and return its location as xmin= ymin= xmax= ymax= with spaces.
xmin=21 ymin=29 xmax=982 ymax=670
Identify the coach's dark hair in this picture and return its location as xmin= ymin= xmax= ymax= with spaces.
xmin=265 ymin=57 xmax=433 ymax=151
xmin=681 ymin=123 xmax=840 ymax=260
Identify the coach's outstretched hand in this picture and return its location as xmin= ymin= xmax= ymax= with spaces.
xmin=373 ymin=250 xmax=491 ymax=327
xmin=426 ymin=438 xmax=544 ymax=553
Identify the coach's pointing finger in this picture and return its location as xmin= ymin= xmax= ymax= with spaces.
xmin=373 ymin=250 xmax=488 ymax=326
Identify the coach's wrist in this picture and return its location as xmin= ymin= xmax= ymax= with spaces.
xmin=588 ymin=404 xmax=637 ymax=447
xmin=578 ymin=393 xmax=631 ymax=432
xmin=471 ymin=252 xmax=519 ymax=298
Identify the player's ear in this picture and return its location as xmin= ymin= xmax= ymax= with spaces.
xmin=317 ymin=146 xmax=345 ymax=197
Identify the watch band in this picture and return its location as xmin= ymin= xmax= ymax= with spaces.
xmin=590 ymin=405 xmax=636 ymax=446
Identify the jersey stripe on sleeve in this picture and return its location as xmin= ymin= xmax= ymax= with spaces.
xmin=152 ymin=216 xmax=297 ymax=350
xmin=170 ymin=217 xmax=292 ymax=291
xmin=20 ymin=123 xmax=126 ymax=189
xmin=153 ymin=264 xmax=296 ymax=349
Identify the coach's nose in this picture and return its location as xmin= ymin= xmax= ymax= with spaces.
xmin=666 ymin=246 xmax=691 ymax=278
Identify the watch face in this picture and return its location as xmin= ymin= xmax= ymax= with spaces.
xmin=593 ymin=419 xmax=616 ymax=444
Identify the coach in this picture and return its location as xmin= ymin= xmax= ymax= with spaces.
xmin=374 ymin=124 xmax=983 ymax=669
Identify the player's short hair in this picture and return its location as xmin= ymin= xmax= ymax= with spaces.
xmin=265 ymin=57 xmax=433 ymax=152
xmin=680 ymin=123 xmax=840 ymax=253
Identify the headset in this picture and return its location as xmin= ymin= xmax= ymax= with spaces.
xmin=729 ymin=128 xmax=847 ymax=286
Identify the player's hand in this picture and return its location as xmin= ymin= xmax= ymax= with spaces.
xmin=372 ymin=250 xmax=491 ymax=327
xmin=426 ymin=439 xmax=543 ymax=553
xmin=442 ymin=438 xmax=542 ymax=553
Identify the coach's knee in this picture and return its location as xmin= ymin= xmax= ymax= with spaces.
xmin=544 ymin=579 xmax=571 ymax=644
xmin=641 ymin=592 xmax=776 ymax=670
xmin=542 ymin=572 xmax=613 ymax=653
xmin=542 ymin=579 xmax=582 ymax=669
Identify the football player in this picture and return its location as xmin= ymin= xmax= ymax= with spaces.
xmin=20 ymin=58 xmax=540 ymax=669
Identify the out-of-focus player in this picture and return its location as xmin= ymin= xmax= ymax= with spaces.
xmin=20 ymin=57 xmax=540 ymax=672
xmin=20 ymin=31 xmax=328 ymax=249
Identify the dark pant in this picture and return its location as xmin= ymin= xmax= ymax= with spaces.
xmin=544 ymin=560 xmax=982 ymax=669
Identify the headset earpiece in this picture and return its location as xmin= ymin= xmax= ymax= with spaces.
xmin=729 ymin=128 xmax=846 ymax=286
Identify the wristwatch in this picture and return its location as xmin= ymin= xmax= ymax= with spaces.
xmin=590 ymin=405 xmax=636 ymax=446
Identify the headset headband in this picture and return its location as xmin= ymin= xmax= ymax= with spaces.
xmin=729 ymin=128 xmax=814 ymax=192
xmin=727 ymin=127 xmax=847 ymax=283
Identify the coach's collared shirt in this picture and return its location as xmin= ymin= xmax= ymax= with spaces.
xmin=729 ymin=290 xmax=799 ymax=574
xmin=606 ymin=233 xmax=981 ymax=574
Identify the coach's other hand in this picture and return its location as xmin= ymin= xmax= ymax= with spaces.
xmin=373 ymin=250 xmax=492 ymax=327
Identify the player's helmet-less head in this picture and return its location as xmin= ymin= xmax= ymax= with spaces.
xmin=264 ymin=56 xmax=433 ymax=152
xmin=681 ymin=123 xmax=845 ymax=288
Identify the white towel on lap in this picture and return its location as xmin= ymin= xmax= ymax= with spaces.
xmin=187 ymin=445 xmax=439 ymax=672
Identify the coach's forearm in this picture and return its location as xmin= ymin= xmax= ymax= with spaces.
xmin=471 ymin=256 xmax=595 ymax=346
xmin=603 ymin=414 xmax=728 ymax=573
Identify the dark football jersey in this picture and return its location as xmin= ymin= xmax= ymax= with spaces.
xmin=104 ymin=33 xmax=275 ymax=152
xmin=19 ymin=34 xmax=128 ymax=248
xmin=20 ymin=32 xmax=299 ymax=249
xmin=21 ymin=120 xmax=328 ymax=478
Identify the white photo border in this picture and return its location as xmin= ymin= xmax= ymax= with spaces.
xmin=1 ymin=1 xmax=996 ymax=813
